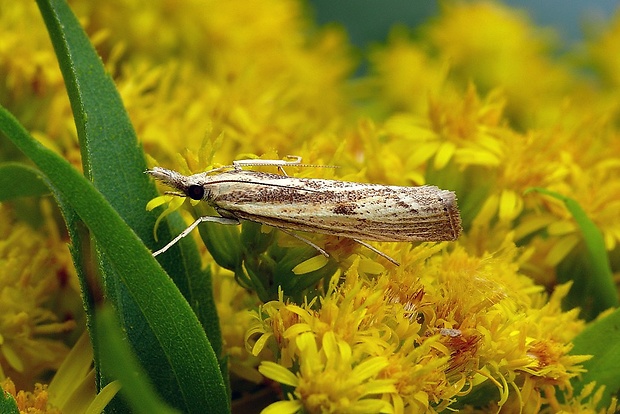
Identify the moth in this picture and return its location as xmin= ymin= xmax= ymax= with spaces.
xmin=146 ymin=156 xmax=462 ymax=265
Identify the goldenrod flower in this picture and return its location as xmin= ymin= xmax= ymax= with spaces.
xmin=0 ymin=0 xmax=79 ymax=166
xmin=214 ymin=270 xmax=264 ymax=383
xmin=1 ymin=378 xmax=60 ymax=414
xmin=0 ymin=204 xmax=77 ymax=388
xmin=259 ymin=332 xmax=396 ymax=414
xmin=367 ymin=27 xmax=451 ymax=115
xmin=249 ymin=242 xmax=591 ymax=412
xmin=2 ymin=0 xmax=619 ymax=412
xmin=426 ymin=2 xmax=571 ymax=125
xmin=587 ymin=10 xmax=620 ymax=89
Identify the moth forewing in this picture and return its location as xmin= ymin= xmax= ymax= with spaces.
xmin=145 ymin=165 xmax=462 ymax=261
xmin=208 ymin=174 xmax=461 ymax=242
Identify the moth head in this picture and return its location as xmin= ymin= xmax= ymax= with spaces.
xmin=146 ymin=167 xmax=207 ymax=200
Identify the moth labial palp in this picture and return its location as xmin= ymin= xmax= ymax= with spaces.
xmin=145 ymin=157 xmax=462 ymax=265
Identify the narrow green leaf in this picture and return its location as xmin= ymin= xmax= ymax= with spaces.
xmin=526 ymin=188 xmax=618 ymax=315
xmin=96 ymin=306 xmax=181 ymax=414
xmin=0 ymin=162 xmax=50 ymax=200
xmin=196 ymin=204 xmax=244 ymax=270
xmin=571 ymin=308 xmax=620 ymax=409
xmin=54 ymin=192 xmax=98 ymax=349
xmin=35 ymin=0 xmax=151 ymax=233
xmin=34 ymin=0 xmax=226 ymax=408
xmin=163 ymin=211 xmax=224 ymax=356
xmin=0 ymin=389 xmax=19 ymax=414
xmin=0 ymin=106 xmax=229 ymax=413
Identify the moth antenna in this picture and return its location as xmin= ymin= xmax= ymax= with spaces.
xmin=235 ymin=162 xmax=339 ymax=169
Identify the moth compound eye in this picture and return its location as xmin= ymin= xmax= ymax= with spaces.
xmin=187 ymin=185 xmax=205 ymax=200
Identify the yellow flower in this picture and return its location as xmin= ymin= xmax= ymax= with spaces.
xmin=46 ymin=333 xmax=120 ymax=414
xmin=249 ymin=240 xmax=592 ymax=412
xmin=425 ymin=2 xmax=571 ymax=126
xmin=259 ymin=332 xmax=396 ymax=414
xmin=587 ymin=10 xmax=620 ymax=89
xmin=426 ymin=250 xmax=587 ymax=410
xmin=360 ymin=74 xmax=619 ymax=273
xmin=1 ymin=378 xmax=61 ymax=414
xmin=0 ymin=333 xmax=121 ymax=414
xmin=510 ymin=130 xmax=620 ymax=267
xmin=367 ymin=27 xmax=451 ymax=115
xmin=94 ymin=0 xmax=354 ymax=169
xmin=1 ymin=0 xmax=354 ymax=174
xmin=0 ymin=204 xmax=77 ymax=388
xmin=546 ymin=381 xmax=618 ymax=414
xmin=214 ymin=270 xmax=264 ymax=383
xmin=3 ymin=0 xmax=617 ymax=412
xmin=377 ymin=85 xmax=507 ymax=176
xmin=0 ymin=0 xmax=80 ymax=166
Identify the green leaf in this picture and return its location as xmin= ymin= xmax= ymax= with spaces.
xmin=35 ymin=0 xmax=150 ymax=231
xmin=526 ymin=188 xmax=618 ymax=317
xmin=96 ymin=306 xmax=181 ymax=414
xmin=196 ymin=203 xmax=244 ymax=270
xmin=0 ymin=388 xmax=19 ymax=414
xmin=32 ymin=0 xmax=226 ymax=410
xmin=0 ymin=162 xmax=50 ymax=200
xmin=0 ymin=107 xmax=228 ymax=413
xmin=570 ymin=308 xmax=620 ymax=409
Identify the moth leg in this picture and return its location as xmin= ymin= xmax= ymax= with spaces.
xmin=353 ymin=239 xmax=400 ymax=266
xmin=232 ymin=156 xmax=302 ymax=176
xmin=277 ymin=155 xmax=302 ymax=176
xmin=282 ymin=155 xmax=303 ymax=163
xmin=277 ymin=166 xmax=289 ymax=177
xmin=153 ymin=215 xmax=239 ymax=257
xmin=277 ymin=228 xmax=330 ymax=258
xmin=231 ymin=156 xmax=335 ymax=176
xmin=232 ymin=155 xmax=302 ymax=168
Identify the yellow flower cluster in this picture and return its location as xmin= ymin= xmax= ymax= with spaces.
xmin=0 ymin=204 xmax=77 ymax=389
xmin=248 ymin=242 xmax=594 ymax=412
xmin=1 ymin=378 xmax=60 ymax=414
xmin=361 ymin=3 xmax=620 ymax=283
xmin=1 ymin=0 xmax=619 ymax=412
